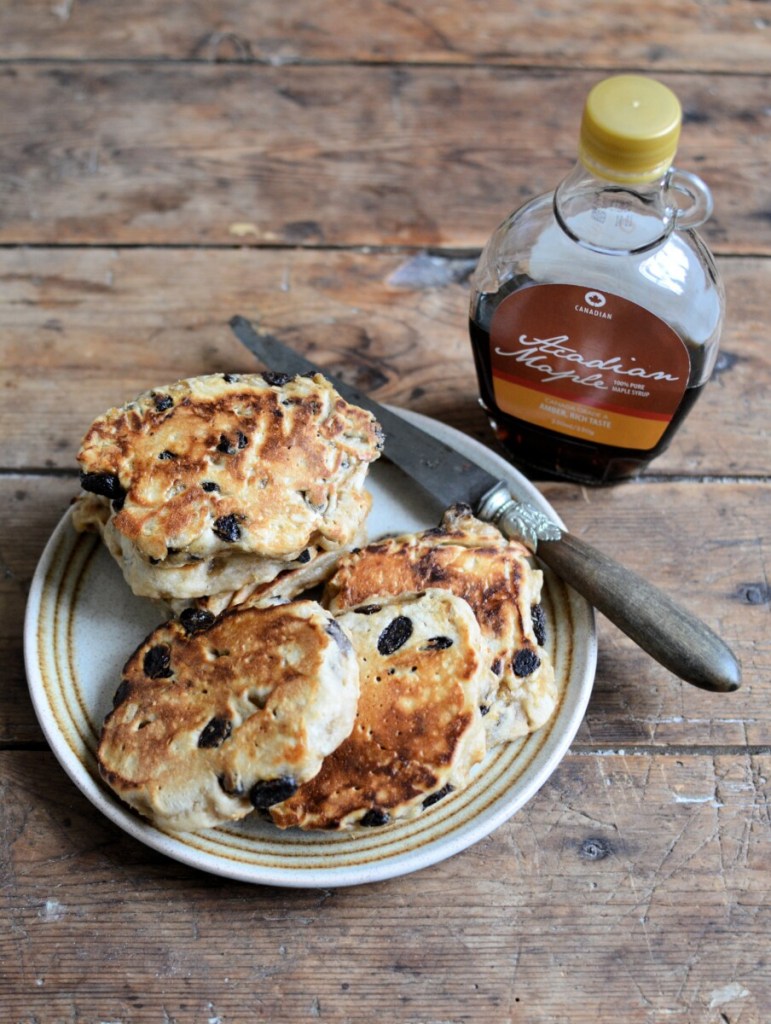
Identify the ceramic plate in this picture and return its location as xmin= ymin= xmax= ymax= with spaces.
xmin=24 ymin=409 xmax=596 ymax=888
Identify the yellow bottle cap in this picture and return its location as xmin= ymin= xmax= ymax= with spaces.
xmin=578 ymin=75 xmax=682 ymax=183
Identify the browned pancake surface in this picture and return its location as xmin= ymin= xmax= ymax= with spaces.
xmin=270 ymin=590 xmax=486 ymax=831
xmin=325 ymin=505 xmax=557 ymax=743
xmin=76 ymin=372 xmax=383 ymax=565
xmin=97 ymin=600 xmax=359 ymax=831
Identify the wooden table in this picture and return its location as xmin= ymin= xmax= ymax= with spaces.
xmin=2 ymin=3 xmax=769 ymax=1021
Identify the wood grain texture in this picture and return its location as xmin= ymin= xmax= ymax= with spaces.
xmin=1 ymin=65 xmax=768 ymax=253
xmin=533 ymin=530 xmax=741 ymax=693
xmin=1 ymin=749 xmax=769 ymax=1023
xmin=2 ymin=0 xmax=771 ymax=73
xmin=0 ymin=249 xmax=767 ymax=476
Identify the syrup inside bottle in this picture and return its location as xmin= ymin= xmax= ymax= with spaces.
xmin=469 ymin=295 xmax=706 ymax=485
xmin=468 ymin=181 xmax=722 ymax=485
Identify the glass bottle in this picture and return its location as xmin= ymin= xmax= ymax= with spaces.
xmin=468 ymin=74 xmax=724 ymax=485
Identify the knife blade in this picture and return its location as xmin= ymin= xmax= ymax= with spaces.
xmin=229 ymin=314 xmax=741 ymax=694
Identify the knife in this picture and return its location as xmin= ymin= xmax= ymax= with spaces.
xmin=229 ymin=314 xmax=741 ymax=694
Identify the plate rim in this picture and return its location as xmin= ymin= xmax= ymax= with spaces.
xmin=23 ymin=408 xmax=597 ymax=888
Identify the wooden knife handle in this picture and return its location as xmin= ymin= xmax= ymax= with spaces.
xmin=536 ymin=531 xmax=740 ymax=693
xmin=492 ymin=502 xmax=741 ymax=692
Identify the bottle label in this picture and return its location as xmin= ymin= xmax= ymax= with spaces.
xmin=489 ymin=284 xmax=690 ymax=451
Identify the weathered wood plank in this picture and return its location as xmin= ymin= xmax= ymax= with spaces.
xmin=541 ymin=479 xmax=770 ymax=748
xmin=2 ymin=0 xmax=770 ymax=74
xmin=0 ymin=249 xmax=766 ymax=476
xmin=1 ymin=749 xmax=768 ymax=1023
xmin=1 ymin=65 xmax=768 ymax=253
xmin=2 ymin=474 xmax=767 ymax=746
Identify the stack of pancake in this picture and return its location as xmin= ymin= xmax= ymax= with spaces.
xmin=73 ymin=371 xmax=383 ymax=605
xmin=74 ymin=371 xmax=557 ymax=834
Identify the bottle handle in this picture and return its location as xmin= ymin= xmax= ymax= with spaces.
xmin=666 ymin=167 xmax=714 ymax=229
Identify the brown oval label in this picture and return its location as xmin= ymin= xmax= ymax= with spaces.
xmin=489 ymin=284 xmax=691 ymax=450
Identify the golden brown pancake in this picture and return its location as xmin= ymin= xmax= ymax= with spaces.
xmin=97 ymin=600 xmax=360 ymax=832
xmin=269 ymin=590 xmax=487 ymax=831
xmin=324 ymin=504 xmax=557 ymax=746
xmin=73 ymin=372 xmax=383 ymax=602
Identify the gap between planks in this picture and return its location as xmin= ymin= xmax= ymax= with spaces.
xmin=2 ymin=56 xmax=770 ymax=77
xmin=0 ymin=242 xmax=768 ymax=261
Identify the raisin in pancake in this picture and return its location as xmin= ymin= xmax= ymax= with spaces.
xmin=73 ymin=372 xmax=383 ymax=602
xmin=269 ymin=590 xmax=487 ymax=831
xmin=97 ymin=600 xmax=359 ymax=832
xmin=324 ymin=505 xmax=557 ymax=747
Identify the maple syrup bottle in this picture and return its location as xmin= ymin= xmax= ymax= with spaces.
xmin=469 ymin=75 xmax=724 ymax=484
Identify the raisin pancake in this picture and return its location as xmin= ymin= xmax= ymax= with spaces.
xmin=97 ymin=600 xmax=360 ymax=832
xmin=166 ymin=529 xmax=367 ymax=619
xmin=269 ymin=590 xmax=487 ymax=831
xmin=73 ymin=372 xmax=383 ymax=603
xmin=324 ymin=505 xmax=557 ymax=747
